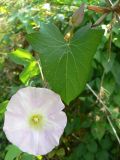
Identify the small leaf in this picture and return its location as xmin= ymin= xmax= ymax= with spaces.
xmin=0 ymin=100 xmax=8 ymax=114
xmin=27 ymin=23 xmax=103 ymax=104
xmin=91 ymin=121 xmax=106 ymax=140
xmin=81 ymin=117 xmax=92 ymax=128
xmin=113 ymin=90 xmax=120 ymax=105
xmin=65 ymin=116 xmax=81 ymax=135
xmin=10 ymin=49 xmax=35 ymax=66
xmin=84 ymin=152 xmax=94 ymax=160
xmin=94 ymin=51 xmax=116 ymax=74
xmin=5 ymin=145 xmax=21 ymax=160
xmin=47 ymin=150 xmax=56 ymax=159
xmin=86 ymin=140 xmax=98 ymax=153
xmin=102 ymin=76 xmax=115 ymax=95
xmin=116 ymin=119 xmax=120 ymax=129
xmin=96 ymin=150 xmax=109 ymax=160
xmin=20 ymin=61 xmax=40 ymax=84
xmin=56 ymin=148 xmax=65 ymax=157
xmin=66 ymin=144 xmax=87 ymax=160
xmin=112 ymin=61 xmax=120 ymax=85
xmin=113 ymin=34 xmax=120 ymax=48
xmin=100 ymin=136 xmax=112 ymax=150
xmin=21 ymin=153 xmax=35 ymax=160
xmin=10 ymin=49 xmax=40 ymax=84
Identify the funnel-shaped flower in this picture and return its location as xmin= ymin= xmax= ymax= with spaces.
xmin=3 ymin=87 xmax=67 ymax=156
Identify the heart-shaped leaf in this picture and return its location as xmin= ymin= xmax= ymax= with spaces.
xmin=27 ymin=23 xmax=103 ymax=104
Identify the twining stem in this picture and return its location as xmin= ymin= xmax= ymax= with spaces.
xmin=107 ymin=12 xmax=114 ymax=61
xmin=86 ymin=83 xmax=120 ymax=145
xmin=86 ymin=84 xmax=111 ymax=114
xmin=92 ymin=13 xmax=108 ymax=27
xmin=37 ymin=61 xmax=45 ymax=82
xmin=100 ymin=71 xmax=105 ymax=89
xmin=105 ymin=0 xmax=113 ymax=6
xmin=107 ymin=116 xmax=120 ymax=144
xmin=108 ymin=29 xmax=112 ymax=61
xmin=112 ymin=0 xmax=120 ymax=8
xmin=37 ymin=60 xmax=47 ymax=88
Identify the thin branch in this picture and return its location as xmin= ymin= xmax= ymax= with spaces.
xmin=106 ymin=0 xmax=119 ymax=8
xmin=86 ymin=83 xmax=111 ymax=114
xmin=92 ymin=13 xmax=108 ymax=27
xmin=108 ymin=12 xmax=114 ymax=61
xmin=86 ymin=83 xmax=120 ymax=145
xmin=108 ymin=30 xmax=112 ymax=61
xmin=112 ymin=0 xmax=120 ymax=8
xmin=116 ymin=15 xmax=120 ymax=23
xmin=105 ymin=0 xmax=113 ymax=6
xmin=100 ymin=71 xmax=105 ymax=89
xmin=37 ymin=61 xmax=45 ymax=82
xmin=107 ymin=116 xmax=120 ymax=144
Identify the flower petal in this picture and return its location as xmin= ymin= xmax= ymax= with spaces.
xmin=31 ymin=87 xmax=65 ymax=115
xmin=8 ymin=87 xmax=65 ymax=115
xmin=3 ymin=111 xmax=28 ymax=131
xmin=3 ymin=87 xmax=67 ymax=156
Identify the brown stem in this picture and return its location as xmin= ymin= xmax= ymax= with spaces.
xmin=87 ymin=5 xmax=111 ymax=14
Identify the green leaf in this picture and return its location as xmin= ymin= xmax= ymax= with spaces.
xmin=112 ymin=61 xmax=120 ymax=85
xmin=10 ymin=49 xmax=35 ymax=66
xmin=27 ymin=23 xmax=103 ymax=104
xmin=113 ymin=34 xmax=120 ymax=48
xmin=91 ymin=120 xmax=106 ymax=140
xmin=116 ymin=118 xmax=120 ymax=129
xmin=21 ymin=153 xmax=35 ymax=160
xmin=86 ymin=140 xmax=98 ymax=153
xmin=0 ymin=56 xmax=4 ymax=71
xmin=47 ymin=149 xmax=56 ymax=159
xmin=81 ymin=117 xmax=92 ymax=128
xmin=48 ymin=148 xmax=65 ymax=158
xmin=109 ymin=106 xmax=119 ymax=119
xmin=10 ymin=49 xmax=40 ymax=84
xmin=5 ymin=145 xmax=21 ymax=160
xmin=96 ymin=150 xmax=109 ymax=160
xmin=94 ymin=51 xmax=116 ymax=74
xmin=113 ymin=90 xmax=120 ymax=105
xmin=65 ymin=116 xmax=81 ymax=135
xmin=20 ymin=61 xmax=40 ymax=84
xmin=65 ymin=144 xmax=87 ymax=160
xmin=0 ymin=100 xmax=8 ymax=114
xmin=100 ymin=136 xmax=112 ymax=150
xmin=56 ymin=148 xmax=65 ymax=157
xmin=102 ymin=76 xmax=115 ymax=95
xmin=84 ymin=152 xmax=94 ymax=160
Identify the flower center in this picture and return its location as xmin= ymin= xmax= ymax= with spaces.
xmin=29 ymin=114 xmax=45 ymax=130
xmin=32 ymin=115 xmax=41 ymax=123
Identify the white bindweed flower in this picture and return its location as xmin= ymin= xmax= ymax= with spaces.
xmin=3 ymin=87 xmax=67 ymax=156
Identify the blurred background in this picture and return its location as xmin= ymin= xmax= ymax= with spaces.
xmin=0 ymin=0 xmax=120 ymax=159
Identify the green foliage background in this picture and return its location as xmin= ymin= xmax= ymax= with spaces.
xmin=0 ymin=0 xmax=120 ymax=159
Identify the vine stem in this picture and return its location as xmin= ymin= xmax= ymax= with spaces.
xmin=37 ymin=60 xmax=49 ymax=88
xmin=86 ymin=83 xmax=120 ymax=145
xmin=105 ymin=0 xmax=113 ymax=6
xmin=37 ymin=61 xmax=45 ymax=82
xmin=86 ymin=83 xmax=110 ymax=114
xmin=107 ymin=116 xmax=120 ymax=144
